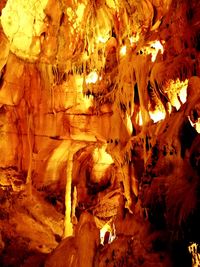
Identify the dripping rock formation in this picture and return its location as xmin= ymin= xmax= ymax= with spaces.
xmin=0 ymin=0 xmax=200 ymax=266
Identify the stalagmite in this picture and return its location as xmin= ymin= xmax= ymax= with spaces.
xmin=64 ymin=158 xmax=73 ymax=238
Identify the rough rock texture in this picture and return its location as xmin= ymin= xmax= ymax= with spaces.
xmin=0 ymin=0 xmax=200 ymax=266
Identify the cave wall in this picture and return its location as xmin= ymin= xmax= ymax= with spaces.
xmin=0 ymin=0 xmax=200 ymax=266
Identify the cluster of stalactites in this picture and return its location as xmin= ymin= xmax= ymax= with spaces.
xmin=1 ymin=0 xmax=196 ymax=133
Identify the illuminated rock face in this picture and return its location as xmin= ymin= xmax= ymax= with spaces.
xmin=0 ymin=0 xmax=200 ymax=266
xmin=1 ymin=0 xmax=48 ymax=60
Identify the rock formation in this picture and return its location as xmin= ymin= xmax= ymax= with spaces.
xmin=0 ymin=0 xmax=200 ymax=266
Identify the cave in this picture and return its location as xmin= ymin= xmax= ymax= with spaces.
xmin=0 ymin=0 xmax=200 ymax=266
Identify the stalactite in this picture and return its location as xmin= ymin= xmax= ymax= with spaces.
xmin=26 ymin=112 xmax=33 ymax=187
xmin=134 ymin=56 xmax=151 ymax=126
xmin=121 ymin=163 xmax=132 ymax=212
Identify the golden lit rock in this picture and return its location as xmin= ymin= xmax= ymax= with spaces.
xmin=0 ymin=0 xmax=199 ymax=266
xmin=149 ymin=108 xmax=166 ymax=123
xmin=1 ymin=0 xmax=48 ymax=60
